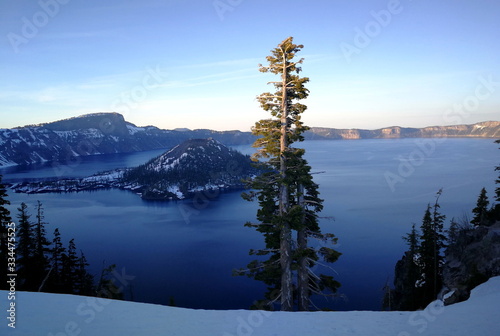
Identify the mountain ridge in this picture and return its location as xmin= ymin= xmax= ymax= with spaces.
xmin=1 ymin=113 xmax=498 ymax=167
xmin=0 ymin=113 xmax=254 ymax=167
xmin=306 ymin=120 xmax=500 ymax=140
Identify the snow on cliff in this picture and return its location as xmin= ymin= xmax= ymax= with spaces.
xmin=1 ymin=276 xmax=500 ymax=336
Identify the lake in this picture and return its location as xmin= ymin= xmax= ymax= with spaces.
xmin=1 ymin=138 xmax=498 ymax=311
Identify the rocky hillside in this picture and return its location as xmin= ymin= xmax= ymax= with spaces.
xmin=0 ymin=113 xmax=254 ymax=167
xmin=306 ymin=121 xmax=500 ymax=140
xmin=123 ymin=138 xmax=255 ymax=199
xmin=443 ymin=221 xmax=500 ymax=305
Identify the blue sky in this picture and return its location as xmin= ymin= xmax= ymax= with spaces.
xmin=1 ymin=0 xmax=499 ymax=131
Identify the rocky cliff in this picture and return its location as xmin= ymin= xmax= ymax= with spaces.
xmin=306 ymin=121 xmax=500 ymax=140
xmin=442 ymin=221 xmax=500 ymax=305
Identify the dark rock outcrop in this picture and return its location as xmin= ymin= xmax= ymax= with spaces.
xmin=443 ymin=222 xmax=500 ymax=305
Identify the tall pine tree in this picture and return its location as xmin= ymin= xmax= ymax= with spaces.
xmin=239 ymin=37 xmax=340 ymax=311
xmin=17 ymin=202 xmax=36 ymax=290
xmin=419 ymin=190 xmax=447 ymax=304
xmin=61 ymin=238 xmax=80 ymax=294
xmin=471 ymin=188 xmax=489 ymax=227
xmin=389 ymin=223 xmax=423 ymax=310
xmin=74 ymin=251 xmax=95 ymax=296
xmin=32 ymin=201 xmax=51 ymax=290
xmin=47 ymin=228 xmax=66 ymax=293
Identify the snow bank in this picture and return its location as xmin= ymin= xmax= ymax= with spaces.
xmin=1 ymin=277 xmax=500 ymax=336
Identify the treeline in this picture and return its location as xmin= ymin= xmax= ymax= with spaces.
xmin=385 ymin=140 xmax=500 ymax=310
xmin=0 ymin=177 xmax=122 ymax=298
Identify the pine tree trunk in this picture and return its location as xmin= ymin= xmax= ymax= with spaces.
xmin=297 ymin=184 xmax=309 ymax=311
xmin=280 ymin=223 xmax=292 ymax=311
xmin=297 ymin=230 xmax=308 ymax=310
xmin=279 ymin=50 xmax=292 ymax=311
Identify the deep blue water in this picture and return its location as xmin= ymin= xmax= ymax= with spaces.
xmin=1 ymin=138 xmax=498 ymax=310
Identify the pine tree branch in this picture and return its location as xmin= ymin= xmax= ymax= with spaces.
xmin=307 ymin=258 xmax=340 ymax=276
xmin=38 ymin=262 xmax=54 ymax=292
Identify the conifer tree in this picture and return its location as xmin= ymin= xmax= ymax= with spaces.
xmin=0 ymin=175 xmax=12 ymax=290
xmin=471 ymin=188 xmax=489 ymax=227
xmin=48 ymin=228 xmax=66 ymax=293
xmin=390 ymin=223 xmax=423 ymax=310
xmin=75 ymin=251 xmax=94 ymax=296
xmin=446 ymin=218 xmax=459 ymax=252
xmin=32 ymin=201 xmax=51 ymax=290
xmin=61 ymin=238 xmax=79 ymax=294
xmin=402 ymin=224 xmax=422 ymax=309
xmin=419 ymin=190 xmax=446 ymax=304
xmin=239 ymin=37 xmax=340 ymax=311
xmin=34 ymin=201 xmax=50 ymax=260
xmin=97 ymin=264 xmax=124 ymax=300
xmin=17 ymin=202 xmax=36 ymax=290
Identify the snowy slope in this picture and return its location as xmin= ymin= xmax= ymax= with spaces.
xmin=1 ymin=277 xmax=500 ymax=336
xmin=0 ymin=113 xmax=255 ymax=167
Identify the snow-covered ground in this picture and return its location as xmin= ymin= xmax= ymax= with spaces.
xmin=2 ymin=277 xmax=500 ymax=336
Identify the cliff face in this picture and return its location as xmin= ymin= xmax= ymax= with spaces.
xmin=443 ymin=222 xmax=500 ymax=305
xmin=306 ymin=121 xmax=500 ymax=140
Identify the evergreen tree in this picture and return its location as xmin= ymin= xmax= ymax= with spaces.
xmin=471 ymin=188 xmax=489 ymax=227
xmin=47 ymin=228 xmax=66 ymax=293
xmin=0 ymin=175 xmax=12 ymax=290
xmin=33 ymin=201 xmax=50 ymax=261
xmin=388 ymin=223 xmax=424 ymax=311
xmin=61 ymin=238 xmax=79 ymax=294
xmin=97 ymin=264 xmax=124 ymax=300
xmin=239 ymin=37 xmax=340 ymax=311
xmin=419 ymin=190 xmax=447 ymax=304
xmin=32 ymin=201 xmax=51 ymax=290
xmin=17 ymin=202 xmax=36 ymax=290
xmin=400 ymin=224 xmax=423 ymax=309
xmin=446 ymin=218 xmax=459 ymax=253
xmin=75 ymin=251 xmax=95 ymax=296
